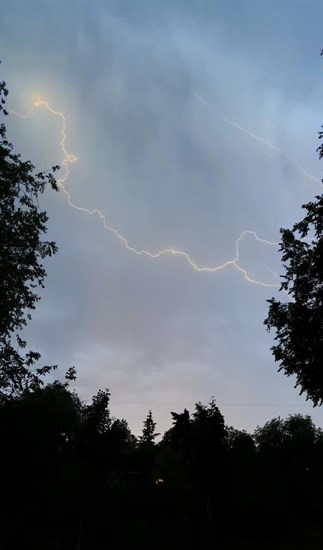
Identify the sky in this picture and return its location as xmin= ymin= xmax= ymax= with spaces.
xmin=1 ymin=0 xmax=322 ymax=436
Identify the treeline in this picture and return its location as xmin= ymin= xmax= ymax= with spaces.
xmin=0 ymin=377 xmax=322 ymax=550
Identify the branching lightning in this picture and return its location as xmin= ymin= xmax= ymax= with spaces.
xmin=193 ymin=92 xmax=322 ymax=188
xmin=9 ymin=97 xmax=283 ymax=289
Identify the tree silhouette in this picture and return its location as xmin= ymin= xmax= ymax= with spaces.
xmin=254 ymin=414 xmax=320 ymax=460
xmin=139 ymin=409 xmax=159 ymax=445
xmin=163 ymin=408 xmax=192 ymax=460
xmin=82 ymin=388 xmax=111 ymax=435
xmin=265 ymin=130 xmax=323 ymax=405
xmin=0 ymin=79 xmax=59 ymax=396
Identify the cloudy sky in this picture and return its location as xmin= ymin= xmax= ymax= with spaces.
xmin=1 ymin=0 xmax=322 ymax=435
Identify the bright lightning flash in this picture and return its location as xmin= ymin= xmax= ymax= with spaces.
xmin=9 ymin=97 xmax=281 ymax=289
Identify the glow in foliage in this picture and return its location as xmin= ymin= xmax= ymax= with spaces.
xmin=10 ymin=96 xmax=295 ymax=289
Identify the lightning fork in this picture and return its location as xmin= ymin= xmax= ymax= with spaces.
xmin=9 ymin=97 xmax=281 ymax=289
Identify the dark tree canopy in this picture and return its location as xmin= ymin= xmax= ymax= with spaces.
xmin=139 ymin=409 xmax=159 ymax=445
xmin=265 ymin=130 xmax=323 ymax=405
xmin=0 ymin=381 xmax=322 ymax=549
xmin=0 ymin=80 xmax=59 ymax=396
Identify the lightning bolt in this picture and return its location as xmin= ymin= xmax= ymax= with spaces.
xmin=9 ymin=98 xmax=281 ymax=289
xmin=193 ymin=92 xmax=322 ymax=188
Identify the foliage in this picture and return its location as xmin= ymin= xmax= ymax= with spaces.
xmin=265 ymin=131 xmax=323 ymax=405
xmin=139 ymin=409 xmax=159 ymax=445
xmin=0 ymin=79 xmax=59 ymax=396
xmin=0 ymin=382 xmax=322 ymax=549
xmin=110 ymin=417 xmax=137 ymax=448
xmin=226 ymin=426 xmax=256 ymax=464
xmin=163 ymin=408 xmax=192 ymax=456
xmin=82 ymin=388 xmax=111 ymax=435
xmin=254 ymin=414 xmax=320 ymax=452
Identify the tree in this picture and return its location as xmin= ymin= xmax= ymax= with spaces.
xmin=226 ymin=426 xmax=256 ymax=467
xmin=264 ymin=129 xmax=323 ymax=405
xmin=110 ymin=418 xmax=137 ymax=449
xmin=82 ymin=388 xmax=111 ymax=435
xmin=0 ymin=377 xmax=82 ymax=548
xmin=254 ymin=414 xmax=320 ymax=478
xmin=139 ymin=410 xmax=159 ymax=445
xmin=191 ymin=398 xmax=228 ymax=484
xmin=163 ymin=408 xmax=192 ymax=458
xmin=0 ymin=79 xmax=59 ymax=396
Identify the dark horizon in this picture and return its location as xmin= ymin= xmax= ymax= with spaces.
xmin=1 ymin=0 xmax=322 ymax=435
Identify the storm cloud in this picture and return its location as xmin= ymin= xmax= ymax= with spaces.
xmin=1 ymin=0 xmax=322 ymax=435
